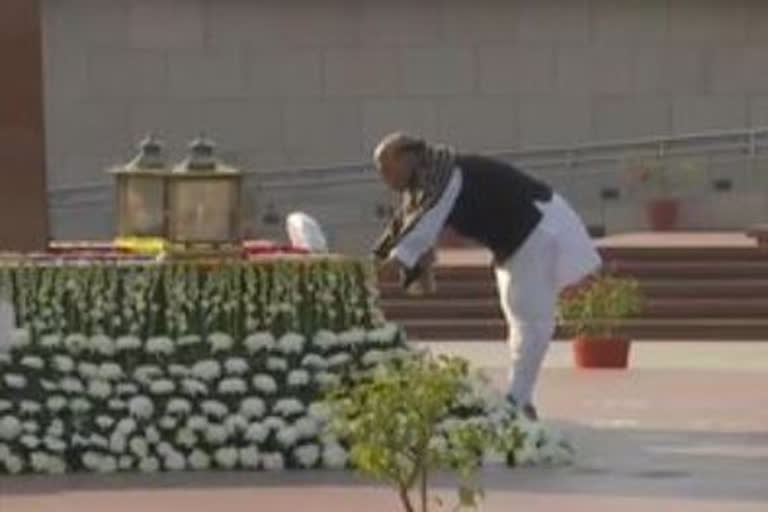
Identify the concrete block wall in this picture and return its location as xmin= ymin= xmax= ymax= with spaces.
xmin=41 ymin=0 xmax=768 ymax=241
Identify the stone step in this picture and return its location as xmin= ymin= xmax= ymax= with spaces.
xmin=400 ymin=318 xmax=768 ymax=341
xmin=380 ymin=279 xmax=768 ymax=300
xmin=383 ymin=297 xmax=768 ymax=320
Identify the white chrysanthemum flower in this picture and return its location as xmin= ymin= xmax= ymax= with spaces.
xmin=263 ymin=416 xmax=286 ymax=431
xmin=20 ymin=434 xmax=40 ymax=449
xmin=116 ymin=382 xmax=139 ymax=396
xmin=239 ymin=397 xmax=266 ymax=419
xmin=95 ymin=415 xmax=114 ymax=430
xmin=20 ymin=400 xmax=41 ymax=415
xmin=261 ymin=452 xmax=284 ymax=471
xmin=138 ymin=456 xmax=159 ymax=473
xmin=0 ymin=400 xmax=11 ymax=412
xmin=276 ymin=426 xmax=299 ymax=448
xmin=81 ymin=451 xmax=101 ymax=471
xmin=63 ymin=333 xmax=87 ymax=353
xmin=60 ymin=376 xmax=83 ymax=394
xmin=201 ymin=400 xmax=228 ymax=419
xmin=273 ymin=399 xmax=304 ymax=417
xmin=301 ymin=354 xmax=329 ymax=370
xmin=188 ymin=449 xmax=211 ymax=470
xmin=166 ymin=398 xmax=192 ymax=416
xmin=89 ymin=433 xmax=109 ymax=449
xmin=44 ymin=436 xmax=67 ymax=453
xmin=214 ymin=446 xmax=238 ymax=469
xmin=116 ymin=417 xmax=137 ymax=435
xmin=91 ymin=335 xmax=115 ymax=356
xmin=70 ymin=398 xmax=92 ymax=414
xmin=178 ymin=334 xmax=202 ymax=347
xmin=223 ymin=358 xmax=249 ymax=375
xmin=129 ymin=437 xmax=149 ymax=457
xmin=116 ymin=335 xmax=142 ymax=351
xmin=4 ymin=453 xmax=24 ymax=474
xmin=218 ymin=378 xmax=247 ymax=395
xmin=128 ymin=396 xmax=155 ymax=419
xmin=192 ymin=360 xmax=221 ymax=381
xmin=205 ymin=424 xmax=229 ymax=445
xmin=118 ymin=455 xmax=134 ymax=470
xmin=181 ymin=378 xmax=208 ymax=397
xmin=244 ymin=422 xmax=269 ymax=443
xmin=362 ymin=350 xmax=388 ymax=366
xmin=22 ymin=420 xmax=39 ymax=434
xmin=98 ymin=363 xmax=123 ymax=381
xmin=287 ymin=369 xmax=311 ymax=387
xmin=338 ymin=329 xmax=365 ymax=345
xmin=144 ymin=426 xmax=161 ymax=444
xmin=156 ymin=441 xmax=173 ymax=457
xmin=88 ymin=379 xmax=112 ymax=400
xmin=239 ymin=446 xmax=260 ymax=469
xmin=149 ymin=379 xmax=176 ymax=395
xmin=10 ymin=328 xmax=31 ymax=349
xmin=53 ymin=355 xmax=75 ymax=373
xmin=0 ymin=416 xmax=22 ymax=441
xmin=78 ymin=362 xmax=99 ymax=379
xmin=367 ymin=323 xmax=399 ymax=344
xmin=251 ymin=374 xmax=277 ymax=394
xmin=327 ymin=353 xmax=351 ymax=367
xmin=159 ymin=416 xmax=178 ymax=430
xmin=308 ymin=402 xmax=333 ymax=422
xmin=168 ymin=364 xmax=189 ymax=378
xmin=21 ymin=356 xmax=44 ymax=370
xmin=164 ymin=450 xmax=186 ymax=471
xmin=294 ymin=417 xmax=319 ymax=439
xmin=134 ymin=365 xmax=163 ymax=384
xmin=315 ymin=372 xmax=340 ymax=388
xmin=0 ymin=352 xmax=9 ymax=365
xmin=109 ymin=432 xmax=127 ymax=454
xmin=40 ymin=333 xmax=62 ymax=349
xmin=277 ymin=333 xmax=305 ymax=355
xmin=4 ymin=374 xmax=26 ymax=389
xmin=312 ymin=330 xmax=338 ymax=350
xmin=146 ymin=337 xmax=174 ymax=356
xmin=266 ymin=357 xmax=288 ymax=372
xmin=108 ymin=398 xmax=127 ymax=411
xmin=40 ymin=379 xmax=58 ymax=391
xmin=244 ymin=332 xmax=274 ymax=353
xmin=209 ymin=332 xmax=234 ymax=353
xmin=175 ymin=428 xmax=197 ymax=448
xmin=322 ymin=442 xmax=348 ymax=469
xmin=294 ymin=444 xmax=320 ymax=468
xmin=224 ymin=414 xmax=248 ymax=435
xmin=47 ymin=419 xmax=64 ymax=437
xmin=186 ymin=415 xmax=208 ymax=431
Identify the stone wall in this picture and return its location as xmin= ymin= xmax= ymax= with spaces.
xmin=41 ymin=0 xmax=768 ymax=242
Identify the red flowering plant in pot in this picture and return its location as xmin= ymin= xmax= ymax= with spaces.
xmin=557 ymin=274 xmax=643 ymax=369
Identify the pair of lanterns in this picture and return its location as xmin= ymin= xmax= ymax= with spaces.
xmin=110 ymin=135 xmax=243 ymax=245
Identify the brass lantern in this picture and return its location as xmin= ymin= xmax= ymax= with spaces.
xmin=110 ymin=134 xmax=169 ymax=238
xmin=167 ymin=136 xmax=243 ymax=245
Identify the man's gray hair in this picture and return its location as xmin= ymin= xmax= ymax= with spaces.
xmin=373 ymin=132 xmax=426 ymax=167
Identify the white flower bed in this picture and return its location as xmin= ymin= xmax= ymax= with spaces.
xmin=0 ymin=324 xmax=572 ymax=475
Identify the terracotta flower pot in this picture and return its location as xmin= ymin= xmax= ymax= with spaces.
xmin=645 ymin=198 xmax=679 ymax=231
xmin=572 ymin=336 xmax=631 ymax=369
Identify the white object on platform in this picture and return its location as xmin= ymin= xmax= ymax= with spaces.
xmin=285 ymin=212 xmax=329 ymax=253
xmin=0 ymin=299 xmax=14 ymax=352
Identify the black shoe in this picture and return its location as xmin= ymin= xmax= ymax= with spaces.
xmin=522 ymin=403 xmax=539 ymax=421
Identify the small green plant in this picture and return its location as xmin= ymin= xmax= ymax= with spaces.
xmin=557 ymin=274 xmax=643 ymax=339
xmin=325 ymin=353 xmax=518 ymax=512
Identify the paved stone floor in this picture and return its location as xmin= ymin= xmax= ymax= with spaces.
xmin=2 ymin=342 xmax=767 ymax=512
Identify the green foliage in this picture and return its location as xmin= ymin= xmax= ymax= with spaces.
xmin=0 ymin=258 xmax=383 ymax=341
xmin=326 ymin=353 xmax=519 ymax=512
xmin=557 ymin=274 xmax=644 ymax=339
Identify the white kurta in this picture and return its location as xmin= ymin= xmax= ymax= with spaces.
xmin=389 ymin=170 xmax=601 ymax=407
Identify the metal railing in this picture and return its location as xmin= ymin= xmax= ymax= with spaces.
xmin=49 ymin=127 xmax=768 ymax=251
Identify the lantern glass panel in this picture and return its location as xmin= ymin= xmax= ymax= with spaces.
xmin=169 ymin=178 xmax=239 ymax=243
xmin=118 ymin=175 xmax=166 ymax=237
